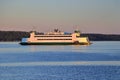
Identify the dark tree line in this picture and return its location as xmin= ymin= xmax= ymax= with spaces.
xmin=81 ymin=34 xmax=120 ymax=41
xmin=0 ymin=31 xmax=29 ymax=41
xmin=0 ymin=31 xmax=120 ymax=41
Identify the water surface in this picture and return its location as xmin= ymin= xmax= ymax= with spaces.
xmin=0 ymin=41 xmax=120 ymax=80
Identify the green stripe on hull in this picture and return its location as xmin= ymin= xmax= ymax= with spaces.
xmin=20 ymin=42 xmax=90 ymax=45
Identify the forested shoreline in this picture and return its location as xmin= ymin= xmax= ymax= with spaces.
xmin=0 ymin=31 xmax=120 ymax=41
xmin=0 ymin=31 xmax=29 ymax=41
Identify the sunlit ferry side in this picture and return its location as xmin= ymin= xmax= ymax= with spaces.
xmin=20 ymin=29 xmax=91 ymax=45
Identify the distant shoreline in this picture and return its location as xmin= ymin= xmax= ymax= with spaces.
xmin=0 ymin=31 xmax=120 ymax=41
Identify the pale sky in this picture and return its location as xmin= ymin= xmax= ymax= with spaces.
xmin=0 ymin=0 xmax=120 ymax=34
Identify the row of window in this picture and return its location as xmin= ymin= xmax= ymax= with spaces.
xmin=76 ymin=36 xmax=80 ymax=38
xmin=35 ymin=36 xmax=72 ymax=37
xmin=37 ymin=39 xmax=72 ymax=40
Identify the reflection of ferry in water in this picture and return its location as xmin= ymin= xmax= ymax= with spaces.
xmin=20 ymin=29 xmax=91 ymax=45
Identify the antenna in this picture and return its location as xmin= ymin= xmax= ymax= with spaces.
xmin=32 ymin=26 xmax=36 ymax=31
xmin=74 ymin=25 xmax=81 ymax=33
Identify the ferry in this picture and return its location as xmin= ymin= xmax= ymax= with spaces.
xmin=20 ymin=29 xmax=91 ymax=45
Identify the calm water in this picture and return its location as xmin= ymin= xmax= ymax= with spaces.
xmin=0 ymin=41 xmax=120 ymax=80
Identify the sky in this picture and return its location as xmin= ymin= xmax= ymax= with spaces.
xmin=0 ymin=0 xmax=120 ymax=34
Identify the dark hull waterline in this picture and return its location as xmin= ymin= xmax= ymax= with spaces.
xmin=20 ymin=42 xmax=91 ymax=45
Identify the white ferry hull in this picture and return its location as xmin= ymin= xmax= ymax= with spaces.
xmin=20 ymin=29 xmax=91 ymax=45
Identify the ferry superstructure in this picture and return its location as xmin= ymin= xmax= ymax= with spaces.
xmin=20 ymin=29 xmax=91 ymax=45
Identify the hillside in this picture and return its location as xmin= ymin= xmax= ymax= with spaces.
xmin=0 ymin=31 xmax=29 ymax=41
xmin=0 ymin=31 xmax=120 ymax=41
xmin=81 ymin=34 xmax=120 ymax=41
